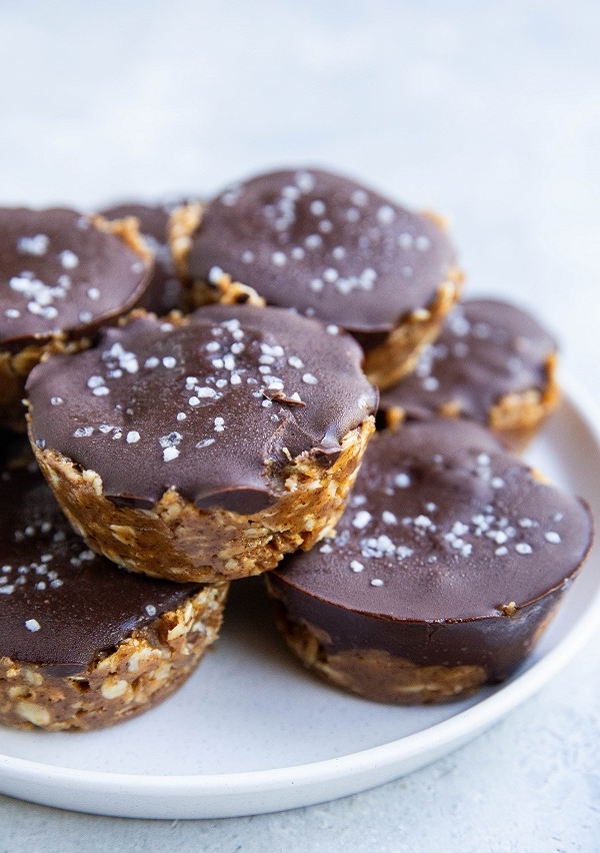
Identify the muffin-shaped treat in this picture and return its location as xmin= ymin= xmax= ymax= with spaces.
xmin=266 ymin=420 xmax=593 ymax=704
xmin=26 ymin=304 xmax=377 ymax=583
xmin=0 ymin=207 xmax=153 ymax=431
xmin=378 ymin=299 xmax=560 ymax=450
xmin=100 ymin=200 xmax=189 ymax=315
xmin=170 ymin=168 xmax=463 ymax=389
xmin=0 ymin=432 xmax=227 ymax=732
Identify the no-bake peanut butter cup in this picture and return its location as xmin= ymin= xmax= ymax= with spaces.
xmin=171 ymin=168 xmax=463 ymax=389
xmin=379 ymin=298 xmax=560 ymax=450
xmin=0 ymin=433 xmax=227 ymax=732
xmin=26 ymin=304 xmax=377 ymax=583
xmin=266 ymin=419 xmax=593 ymax=704
xmin=0 ymin=207 xmax=153 ymax=430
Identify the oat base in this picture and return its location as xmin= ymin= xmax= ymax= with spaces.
xmin=31 ymin=419 xmax=374 ymax=583
xmin=266 ymin=594 xmax=487 ymax=705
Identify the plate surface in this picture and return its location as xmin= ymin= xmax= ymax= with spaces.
xmin=0 ymin=379 xmax=599 ymax=819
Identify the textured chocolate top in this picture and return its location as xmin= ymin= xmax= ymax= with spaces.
xmin=272 ymin=420 xmax=593 ymax=622
xmin=379 ymin=299 xmax=558 ymax=422
xmin=100 ymin=201 xmax=183 ymax=315
xmin=186 ymin=168 xmax=456 ymax=344
xmin=0 ymin=432 xmax=201 ymax=676
xmin=26 ymin=304 xmax=377 ymax=513
xmin=0 ymin=207 xmax=151 ymax=349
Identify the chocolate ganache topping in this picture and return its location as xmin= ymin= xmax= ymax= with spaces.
xmin=100 ymin=201 xmax=184 ymax=315
xmin=26 ymin=304 xmax=377 ymax=513
xmin=0 ymin=207 xmax=152 ymax=349
xmin=0 ymin=432 xmax=201 ymax=677
xmin=272 ymin=419 xmax=593 ymax=624
xmin=379 ymin=299 xmax=558 ymax=422
xmin=187 ymin=168 xmax=456 ymax=348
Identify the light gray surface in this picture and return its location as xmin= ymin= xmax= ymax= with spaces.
xmin=1 ymin=1 xmax=599 ymax=850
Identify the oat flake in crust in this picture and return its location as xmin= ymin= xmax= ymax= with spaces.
xmin=26 ymin=304 xmax=377 ymax=582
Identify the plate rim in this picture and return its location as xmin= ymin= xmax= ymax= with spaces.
xmin=1 ymin=373 xmax=599 ymax=815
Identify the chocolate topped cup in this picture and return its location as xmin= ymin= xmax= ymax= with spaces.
xmin=100 ymin=200 xmax=187 ymax=315
xmin=26 ymin=304 xmax=377 ymax=583
xmin=378 ymin=298 xmax=560 ymax=450
xmin=0 ymin=431 xmax=227 ymax=731
xmin=266 ymin=419 xmax=593 ymax=703
xmin=0 ymin=207 xmax=153 ymax=431
xmin=171 ymin=168 xmax=463 ymax=389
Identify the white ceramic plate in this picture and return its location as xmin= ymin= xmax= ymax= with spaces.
xmin=0 ymin=377 xmax=599 ymax=820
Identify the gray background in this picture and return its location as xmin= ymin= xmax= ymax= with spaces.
xmin=1 ymin=1 xmax=599 ymax=850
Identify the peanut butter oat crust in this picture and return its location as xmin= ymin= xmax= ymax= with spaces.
xmin=26 ymin=304 xmax=377 ymax=581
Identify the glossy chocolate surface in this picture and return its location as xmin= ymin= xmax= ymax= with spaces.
xmin=0 ymin=432 xmax=201 ymax=676
xmin=26 ymin=304 xmax=377 ymax=513
xmin=187 ymin=168 xmax=456 ymax=345
xmin=379 ymin=298 xmax=558 ymax=422
xmin=0 ymin=207 xmax=151 ymax=348
xmin=100 ymin=201 xmax=184 ymax=315
xmin=271 ymin=419 xmax=592 ymax=633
